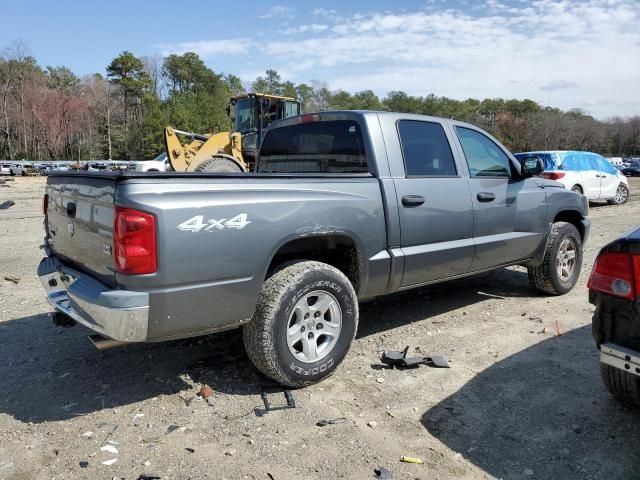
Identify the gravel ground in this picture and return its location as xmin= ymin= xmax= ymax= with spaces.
xmin=1 ymin=176 xmax=639 ymax=480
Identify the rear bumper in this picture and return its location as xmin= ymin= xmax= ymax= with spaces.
xmin=38 ymin=255 xmax=149 ymax=342
xmin=600 ymin=343 xmax=640 ymax=378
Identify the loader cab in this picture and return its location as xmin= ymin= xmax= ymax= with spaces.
xmin=229 ymin=93 xmax=300 ymax=164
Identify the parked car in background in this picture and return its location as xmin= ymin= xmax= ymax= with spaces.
xmin=607 ymin=157 xmax=624 ymax=168
xmin=589 ymin=225 xmax=640 ymax=405
xmin=10 ymin=163 xmax=34 ymax=176
xmin=621 ymin=161 xmax=640 ymax=177
xmin=0 ymin=163 xmax=11 ymax=175
xmin=514 ymin=151 xmax=630 ymax=205
xmin=127 ymin=152 xmax=169 ymax=172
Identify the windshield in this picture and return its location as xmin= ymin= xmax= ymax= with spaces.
xmin=233 ymin=98 xmax=258 ymax=134
xmin=258 ymin=120 xmax=368 ymax=173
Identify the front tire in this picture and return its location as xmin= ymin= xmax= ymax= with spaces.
xmin=601 ymin=364 xmax=640 ymax=405
xmin=243 ymin=261 xmax=358 ymax=387
xmin=571 ymin=185 xmax=583 ymax=194
xmin=608 ymin=183 xmax=629 ymax=205
xmin=527 ymin=221 xmax=582 ymax=295
xmin=194 ymin=156 xmax=244 ymax=173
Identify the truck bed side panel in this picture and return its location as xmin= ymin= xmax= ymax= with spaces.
xmin=114 ymin=177 xmax=388 ymax=340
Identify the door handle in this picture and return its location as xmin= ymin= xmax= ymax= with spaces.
xmin=401 ymin=195 xmax=425 ymax=207
xmin=477 ymin=192 xmax=495 ymax=202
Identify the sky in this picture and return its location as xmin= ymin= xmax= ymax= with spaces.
xmin=1 ymin=0 xmax=638 ymax=119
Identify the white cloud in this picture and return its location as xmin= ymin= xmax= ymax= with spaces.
xmin=540 ymin=80 xmax=579 ymax=91
xmin=313 ymin=8 xmax=337 ymax=17
xmin=258 ymin=5 xmax=294 ymax=19
xmin=157 ymin=39 xmax=253 ymax=56
xmin=284 ymin=24 xmax=329 ymax=34
xmin=159 ymin=0 xmax=640 ymax=118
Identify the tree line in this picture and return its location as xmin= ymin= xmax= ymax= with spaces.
xmin=0 ymin=41 xmax=638 ymax=161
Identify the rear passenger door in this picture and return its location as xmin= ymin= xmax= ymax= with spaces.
xmin=453 ymin=126 xmax=547 ymax=271
xmin=391 ymin=120 xmax=475 ymax=286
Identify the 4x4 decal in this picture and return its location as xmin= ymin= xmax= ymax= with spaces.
xmin=177 ymin=214 xmax=251 ymax=232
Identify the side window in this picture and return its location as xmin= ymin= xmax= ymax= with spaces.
xmin=397 ymin=120 xmax=457 ymax=177
xmin=594 ymin=155 xmax=617 ymax=175
xmin=455 ymin=127 xmax=511 ymax=178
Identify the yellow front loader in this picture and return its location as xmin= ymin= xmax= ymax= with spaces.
xmin=164 ymin=93 xmax=300 ymax=173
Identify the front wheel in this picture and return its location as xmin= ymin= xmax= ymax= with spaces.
xmin=527 ymin=221 xmax=582 ymax=295
xmin=243 ymin=261 xmax=358 ymax=387
xmin=608 ymin=184 xmax=629 ymax=205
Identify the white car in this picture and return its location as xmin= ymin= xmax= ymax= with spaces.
xmin=515 ymin=150 xmax=630 ymax=205
xmin=10 ymin=163 xmax=34 ymax=176
xmin=127 ymin=153 xmax=169 ymax=172
xmin=0 ymin=163 xmax=11 ymax=175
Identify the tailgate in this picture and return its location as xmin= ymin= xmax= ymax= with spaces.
xmin=45 ymin=175 xmax=117 ymax=287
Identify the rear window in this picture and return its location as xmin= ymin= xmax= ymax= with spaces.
xmin=398 ymin=120 xmax=457 ymax=176
xmin=258 ymin=120 xmax=368 ymax=173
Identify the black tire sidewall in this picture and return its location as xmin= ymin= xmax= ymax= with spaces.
xmin=614 ymin=184 xmax=629 ymax=205
xmin=548 ymin=224 xmax=582 ymax=294
xmin=272 ymin=268 xmax=357 ymax=385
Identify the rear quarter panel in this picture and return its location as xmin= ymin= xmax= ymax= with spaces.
xmin=115 ymin=177 xmax=388 ymax=340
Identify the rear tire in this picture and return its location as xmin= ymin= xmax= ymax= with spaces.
xmin=194 ymin=156 xmax=244 ymax=173
xmin=608 ymin=183 xmax=629 ymax=205
xmin=243 ymin=261 xmax=358 ymax=387
xmin=527 ymin=221 xmax=582 ymax=295
xmin=571 ymin=185 xmax=583 ymax=194
xmin=601 ymin=364 xmax=640 ymax=405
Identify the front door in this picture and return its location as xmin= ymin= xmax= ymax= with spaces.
xmin=453 ymin=126 xmax=548 ymax=271
xmin=393 ymin=120 xmax=475 ymax=287
xmin=593 ymin=154 xmax=620 ymax=199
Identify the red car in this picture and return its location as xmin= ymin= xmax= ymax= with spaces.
xmin=589 ymin=225 xmax=640 ymax=404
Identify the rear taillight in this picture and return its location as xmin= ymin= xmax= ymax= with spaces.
xmin=297 ymin=114 xmax=320 ymax=124
xmin=588 ymin=251 xmax=639 ymax=301
xmin=543 ymin=171 xmax=566 ymax=180
xmin=113 ymin=207 xmax=157 ymax=274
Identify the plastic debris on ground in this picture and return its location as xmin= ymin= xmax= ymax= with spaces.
xmin=400 ymin=456 xmax=424 ymax=464
xmin=316 ymin=417 xmax=348 ymax=427
xmin=380 ymin=346 xmax=450 ymax=369
xmin=374 ymin=465 xmax=393 ymax=479
xmin=100 ymin=445 xmax=118 ymax=454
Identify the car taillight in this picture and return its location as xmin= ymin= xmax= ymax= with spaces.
xmin=543 ymin=171 xmax=566 ymax=180
xmin=113 ymin=207 xmax=157 ymax=274
xmin=587 ymin=251 xmax=639 ymax=301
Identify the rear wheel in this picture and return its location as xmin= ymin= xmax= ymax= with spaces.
xmin=608 ymin=184 xmax=629 ymax=205
xmin=194 ymin=155 xmax=244 ymax=173
xmin=571 ymin=185 xmax=583 ymax=194
xmin=527 ymin=221 xmax=582 ymax=295
xmin=601 ymin=364 xmax=640 ymax=405
xmin=243 ymin=261 xmax=358 ymax=387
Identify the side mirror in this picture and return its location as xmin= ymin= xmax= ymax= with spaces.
xmin=519 ymin=156 xmax=544 ymax=177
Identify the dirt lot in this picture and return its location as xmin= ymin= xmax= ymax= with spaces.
xmin=1 ymin=176 xmax=639 ymax=480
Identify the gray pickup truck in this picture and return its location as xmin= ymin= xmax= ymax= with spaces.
xmin=38 ymin=111 xmax=590 ymax=386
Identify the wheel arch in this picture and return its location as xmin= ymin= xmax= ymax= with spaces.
xmin=265 ymin=233 xmax=364 ymax=294
xmin=553 ymin=209 xmax=587 ymax=241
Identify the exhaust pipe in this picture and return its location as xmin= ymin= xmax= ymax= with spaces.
xmin=89 ymin=334 xmax=127 ymax=350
